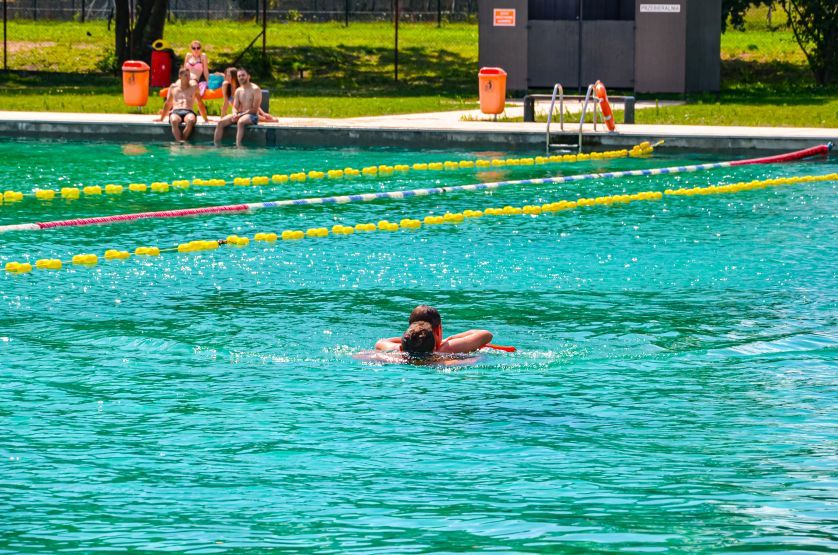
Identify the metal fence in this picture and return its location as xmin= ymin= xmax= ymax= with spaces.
xmin=4 ymin=0 xmax=477 ymax=22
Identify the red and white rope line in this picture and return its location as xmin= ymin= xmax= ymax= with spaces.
xmin=0 ymin=144 xmax=831 ymax=234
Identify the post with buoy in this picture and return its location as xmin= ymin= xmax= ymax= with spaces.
xmin=393 ymin=0 xmax=399 ymax=82
xmin=261 ymin=0 xmax=267 ymax=72
xmin=2 ymin=0 xmax=7 ymax=71
xmin=576 ymin=0 xmax=583 ymax=94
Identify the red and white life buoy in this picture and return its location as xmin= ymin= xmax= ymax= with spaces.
xmin=594 ymin=80 xmax=616 ymax=132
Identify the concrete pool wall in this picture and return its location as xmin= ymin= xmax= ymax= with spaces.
xmin=0 ymin=111 xmax=834 ymax=152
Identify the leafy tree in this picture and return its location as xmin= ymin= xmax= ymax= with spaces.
xmin=722 ymin=0 xmax=770 ymax=31
xmin=115 ymin=0 xmax=169 ymax=67
xmin=722 ymin=1 xmax=836 ymax=85
xmin=782 ymin=0 xmax=836 ymax=85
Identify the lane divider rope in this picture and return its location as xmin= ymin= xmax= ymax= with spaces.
xmin=0 ymin=143 xmax=829 ymax=234
xmin=1 ymin=143 xmax=658 ymax=207
xmin=3 ymin=172 xmax=835 ymax=274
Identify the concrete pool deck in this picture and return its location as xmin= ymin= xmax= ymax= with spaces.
xmin=0 ymin=110 xmax=835 ymax=153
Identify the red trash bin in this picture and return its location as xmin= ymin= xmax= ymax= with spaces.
xmin=150 ymin=50 xmax=173 ymax=88
xmin=478 ymin=67 xmax=507 ymax=115
xmin=122 ymin=61 xmax=150 ymax=107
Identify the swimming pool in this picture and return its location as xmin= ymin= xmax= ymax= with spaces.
xmin=1 ymin=139 xmax=836 ymax=553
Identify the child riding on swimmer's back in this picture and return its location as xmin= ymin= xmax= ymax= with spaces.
xmin=375 ymin=305 xmax=493 ymax=355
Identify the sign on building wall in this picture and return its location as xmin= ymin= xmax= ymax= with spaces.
xmin=493 ymin=9 xmax=516 ymax=26
xmin=639 ymin=4 xmax=682 ymax=12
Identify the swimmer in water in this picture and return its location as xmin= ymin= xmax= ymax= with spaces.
xmin=375 ymin=305 xmax=493 ymax=355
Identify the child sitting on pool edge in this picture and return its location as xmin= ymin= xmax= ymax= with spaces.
xmin=375 ymin=305 xmax=493 ymax=355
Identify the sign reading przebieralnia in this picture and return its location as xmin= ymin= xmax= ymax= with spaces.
xmin=639 ymin=4 xmax=681 ymax=12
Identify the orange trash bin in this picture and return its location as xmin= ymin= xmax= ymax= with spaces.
xmin=122 ymin=60 xmax=150 ymax=107
xmin=478 ymin=67 xmax=507 ymax=115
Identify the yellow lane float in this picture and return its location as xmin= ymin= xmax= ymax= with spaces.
xmin=35 ymin=259 xmax=62 ymax=270
xmin=2 ymin=143 xmax=660 ymax=209
xmin=72 ymin=254 xmax=98 ymax=266
xmin=7 ymin=171 xmax=834 ymax=275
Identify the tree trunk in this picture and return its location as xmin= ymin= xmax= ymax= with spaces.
xmin=115 ymin=0 xmax=169 ymax=68
xmin=782 ymin=0 xmax=837 ymax=86
xmin=115 ymin=0 xmax=131 ymax=68
xmin=132 ymin=0 xmax=169 ymax=63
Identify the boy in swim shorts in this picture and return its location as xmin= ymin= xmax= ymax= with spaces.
xmin=375 ymin=305 xmax=493 ymax=355
xmin=157 ymin=68 xmax=199 ymax=142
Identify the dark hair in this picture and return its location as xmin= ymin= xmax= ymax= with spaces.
xmin=409 ymin=305 xmax=441 ymax=328
xmin=226 ymin=67 xmax=240 ymax=89
xmin=402 ymin=321 xmax=436 ymax=354
xmin=223 ymin=67 xmax=239 ymax=100
xmin=237 ymin=67 xmax=249 ymax=76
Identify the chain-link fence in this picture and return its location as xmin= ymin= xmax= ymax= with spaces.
xmin=4 ymin=0 xmax=477 ymax=22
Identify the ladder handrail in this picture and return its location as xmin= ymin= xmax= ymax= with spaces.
xmin=544 ymin=83 xmax=611 ymax=154
xmin=545 ymin=83 xmax=564 ymax=152
xmin=577 ymin=84 xmax=601 ymax=154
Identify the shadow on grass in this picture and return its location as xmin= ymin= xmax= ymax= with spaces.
xmin=633 ymin=59 xmax=835 ymax=104
xmin=720 ymin=58 xmax=822 ymax=91
xmin=225 ymin=44 xmax=475 ymax=97
xmin=710 ymin=59 xmax=835 ymax=105
xmin=4 ymin=51 xmax=833 ymax=107
xmin=0 ymin=70 xmax=121 ymax=92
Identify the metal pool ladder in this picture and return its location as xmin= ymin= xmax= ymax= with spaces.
xmin=545 ymin=83 xmax=601 ymax=154
xmin=574 ymin=84 xmax=601 ymax=155
xmin=545 ymin=84 xmax=574 ymax=153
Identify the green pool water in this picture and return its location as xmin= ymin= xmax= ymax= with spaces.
xmin=1 ymin=139 xmax=836 ymax=553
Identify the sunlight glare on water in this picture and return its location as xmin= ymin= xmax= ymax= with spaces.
xmin=0 ymin=139 xmax=836 ymax=553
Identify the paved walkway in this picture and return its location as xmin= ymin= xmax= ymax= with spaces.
xmin=0 ymin=110 xmax=835 ymax=152
xmin=349 ymin=99 xmax=685 ymax=125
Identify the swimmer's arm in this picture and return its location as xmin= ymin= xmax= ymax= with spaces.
xmin=375 ymin=337 xmax=402 ymax=351
xmin=438 ymin=329 xmax=493 ymax=353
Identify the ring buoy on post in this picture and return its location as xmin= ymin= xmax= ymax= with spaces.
xmin=594 ymin=80 xmax=616 ymax=132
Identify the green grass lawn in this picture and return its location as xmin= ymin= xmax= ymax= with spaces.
xmin=0 ymin=8 xmax=835 ymax=127
xmin=0 ymin=20 xmax=478 ymax=117
xmin=645 ymin=4 xmax=837 ymax=127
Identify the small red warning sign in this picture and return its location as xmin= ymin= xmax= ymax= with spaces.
xmin=493 ymin=9 xmax=516 ymax=27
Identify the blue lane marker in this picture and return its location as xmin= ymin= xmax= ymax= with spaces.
xmin=252 ymin=158 xmax=755 ymax=213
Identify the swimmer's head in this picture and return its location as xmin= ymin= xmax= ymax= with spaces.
xmin=178 ymin=67 xmax=190 ymax=79
xmin=409 ymin=305 xmax=441 ymax=328
xmin=402 ymin=321 xmax=436 ymax=355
